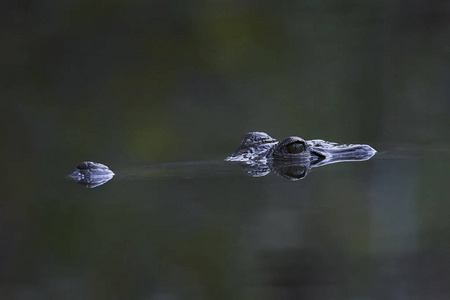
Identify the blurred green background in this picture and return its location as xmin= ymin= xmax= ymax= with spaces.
xmin=1 ymin=0 xmax=450 ymax=299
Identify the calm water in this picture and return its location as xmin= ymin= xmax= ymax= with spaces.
xmin=3 ymin=148 xmax=450 ymax=299
xmin=2 ymin=1 xmax=450 ymax=299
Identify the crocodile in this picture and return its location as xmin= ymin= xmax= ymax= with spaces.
xmin=225 ymin=132 xmax=376 ymax=180
xmin=67 ymin=132 xmax=376 ymax=187
xmin=226 ymin=132 xmax=376 ymax=163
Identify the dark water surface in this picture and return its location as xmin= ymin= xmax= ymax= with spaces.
xmin=3 ymin=149 xmax=450 ymax=299
xmin=2 ymin=1 xmax=450 ymax=299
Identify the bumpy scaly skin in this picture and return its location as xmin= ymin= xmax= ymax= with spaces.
xmin=225 ymin=132 xmax=278 ymax=162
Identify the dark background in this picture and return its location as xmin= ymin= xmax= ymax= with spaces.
xmin=1 ymin=1 xmax=450 ymax=299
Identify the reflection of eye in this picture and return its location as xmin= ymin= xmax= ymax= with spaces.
xmin=286 ymin=142 xmax=305 ymax=154
xmin=284 ymin=166 xmax=307 ymax=179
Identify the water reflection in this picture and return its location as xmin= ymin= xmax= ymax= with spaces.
xmin=236 ymin=152 xmax=375 ymax=181
xmin=67 ymin=146 xmax=376 ymax=188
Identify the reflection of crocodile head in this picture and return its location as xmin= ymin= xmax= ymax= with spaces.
xmin=67 ymin=161 xmax=115 ymax=188
xmin=226 ymin=132 xmax=376 ymax=181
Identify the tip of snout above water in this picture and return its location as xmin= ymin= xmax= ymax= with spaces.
xmin=67 ymin=161 xmax=115 ymax=188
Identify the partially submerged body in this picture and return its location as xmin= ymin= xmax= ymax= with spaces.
xmin=226 ymin=132 xmax=376 ymax=180
xmin=67 ymin=132 xmax=376 ymax=187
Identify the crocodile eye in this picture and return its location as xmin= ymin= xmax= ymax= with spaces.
xmin=286 ymin=142 xmax=305 ymax=154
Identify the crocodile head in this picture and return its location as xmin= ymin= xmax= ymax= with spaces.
xmin=227 ymin=132 xmax=375 ymax=162
xmin=226 ymin=132 xmax=376 ymax=180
